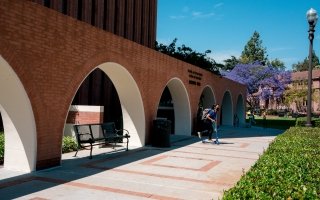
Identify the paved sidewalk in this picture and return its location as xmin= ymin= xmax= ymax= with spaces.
xmin=0 ymin=126 xmax=283 ymax=200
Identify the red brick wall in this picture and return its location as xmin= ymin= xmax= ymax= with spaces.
xmin=0 ymin=0 xmax=246 ymax=170
xmin=66 ymin=111 xmax=103 ymax=124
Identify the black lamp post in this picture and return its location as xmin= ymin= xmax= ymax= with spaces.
xmin=306 ymin=8 xmax=318 ymax=127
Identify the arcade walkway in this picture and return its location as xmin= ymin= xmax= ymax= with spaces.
xmin=0 ymin=126 xmax=283 ymax=200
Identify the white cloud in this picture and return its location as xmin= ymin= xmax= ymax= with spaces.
xmin=192 ymin=11 xmax=215 ymax=19
xmin=182 ymin=6 xmax=190 ymax=12
xmin=169 ymin=15 xmax=186 ymax=20
xmin=208 ymin=50 xmax=241 ymax=64
xmin=214 ymin=3 xmax=224 ymax=8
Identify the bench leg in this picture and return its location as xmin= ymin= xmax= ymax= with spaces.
xmin=126 ymin=138 xmax=129 ymax=151
xmin=74 ymin=148 xmax=79 ymax=157
xmin=89 ymin=143 xmax=93 ymax=159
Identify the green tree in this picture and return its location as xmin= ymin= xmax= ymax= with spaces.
xmin=240 ymin=31 xmax=268 ymax=64
xmin=155 ymin=38 xmax=220 ymax=75
xmin=267 ymin=58 xmax=285 ymax=70
xmin=284 ymin=86 xmax=307 ymax=112
xmin=223 ymin=31 xmax=285 ymax=71
xmin=292 ymin=51 xmax=320 ymax=72
xmin=284 ymin=80 xmax=320 ymax=112
xmin=222 ymin=56 xmax=240 ymax=71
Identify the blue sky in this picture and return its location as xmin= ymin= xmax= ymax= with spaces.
xmin=157 ymin=0 xmax=320 ymax=70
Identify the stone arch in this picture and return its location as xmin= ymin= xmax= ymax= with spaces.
xmin=99 ymin=62 xmax=145 ymax=147
xmin=221 ymin=90 xmax=233 ymax=126
xmin=235 ymin=94 xmax=246 ymax=126
xmin=69 ymin=62 xmax=145 ymax=147
xmin=0 ymin=56 xmax=37 ymax=172
xmin=166 ymin=78 xmax=191 ymax=136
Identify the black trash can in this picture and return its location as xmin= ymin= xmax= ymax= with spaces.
xmin=152 ymin=118 xmax=171 ymax=147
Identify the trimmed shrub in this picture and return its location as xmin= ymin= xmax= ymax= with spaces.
xmin=315 ymin=119 xmax=320 ymax=128
xmin=295 ymin=117 xmax=320 ymax=127
xmin=247 ymin=118 xmax=296 ymax=130
xmin=62 ymin=136 xmax=78 ymax=153
xmin=266 ymin=109 xmax=278 ymax=116
xmin=223 ymin=127 xmax=320 ymax=199
xmin=0 ymin=132 xmax=3 ymax=164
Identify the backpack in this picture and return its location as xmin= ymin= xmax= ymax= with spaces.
xmin=201 ymin=108 xmax=211 ymax=121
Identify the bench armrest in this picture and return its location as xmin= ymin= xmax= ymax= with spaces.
xmin=116 ymin=128 xmax=130 ymax=137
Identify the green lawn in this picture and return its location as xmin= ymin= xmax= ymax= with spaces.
xmin=247 ymin=116 xmax=296 ymax=130
xmin=223 ymin=127 xmax=320 ymax=199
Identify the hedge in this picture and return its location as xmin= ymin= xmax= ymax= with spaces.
xmin=295 ymin=117 xmax=320 ymax=127
xmin=223 ymin=127 xmax=320 ymax=199
xmin=246 ymin=118 xmax=296 ymax=130
xmin=0 ymin=132 xmax=3 ymax=164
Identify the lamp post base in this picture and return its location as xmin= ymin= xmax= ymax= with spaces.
xmin=305 ymin=123 xmax=313 ymax=127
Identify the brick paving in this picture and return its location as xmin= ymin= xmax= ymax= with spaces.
xmin=0 ymin=126 xmax=283 ymax=200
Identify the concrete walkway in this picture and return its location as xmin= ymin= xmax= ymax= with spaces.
xmin=0 ymin=126 xmax=283 ymax=200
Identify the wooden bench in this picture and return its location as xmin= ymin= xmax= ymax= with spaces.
xmin=73 ymin=122 xmax=130 ymax=159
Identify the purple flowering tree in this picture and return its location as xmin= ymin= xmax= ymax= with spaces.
xmin=223 ymin=61 xmax=291 ymax=109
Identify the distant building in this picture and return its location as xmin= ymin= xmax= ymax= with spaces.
xmin=254 ymin=69 xmax=320 ymax=114
xmin=288 ymin=69 xmax=320 ymax=113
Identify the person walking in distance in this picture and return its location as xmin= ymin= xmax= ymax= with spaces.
xmin=198 ymin=104 xmax=220 ymax=144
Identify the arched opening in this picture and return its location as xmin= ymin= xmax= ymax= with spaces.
xmin=100 ymin=63 xmax=145 ymax=147
xmin=199 ymin=86 xmax=216 ymax=109
xmin=156 ymin=86 xmax=175 ymax=133
xmin=195 ymin=86 xmax=216 ymax=133
xmin=71 ymin=68 xmax=123 ymax=127
xmin=65 ymin=62 xmax=145 ymax=149
xmin=0 ymin=56 xmax=37 ymax=172
xmin=235 ymin=94 xmax=246 ymax=126
xmin=156 ymin=78 xmax=191 ymax=136
xmin=221 ymin=91 xmax=233 ymax=126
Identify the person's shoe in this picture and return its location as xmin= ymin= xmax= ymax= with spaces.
xmin=214 ymin=140 xmax=220 ymax=145
xmin=197 ymin=132 xmax=202 ymax=139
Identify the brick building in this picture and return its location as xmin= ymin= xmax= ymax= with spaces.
xmin=0 ymin=0 xmax=246 ymax=172
xmin=28 ymin=0 xmax=158 ymax=125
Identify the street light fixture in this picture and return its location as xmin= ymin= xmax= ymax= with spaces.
xmin=306 ymin=8 xmax=318 ymax=127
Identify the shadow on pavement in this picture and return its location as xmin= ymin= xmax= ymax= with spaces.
xmin=0 ymin=135 xmax=199 ymax=199
xmin=217 ymin=126 xmax=284 ymax=139
xmin=0 ymin=126 xmax=284 ymax=199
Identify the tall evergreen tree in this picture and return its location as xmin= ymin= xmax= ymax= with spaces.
xmin=240 ymin=31 xmax=268 ymax=64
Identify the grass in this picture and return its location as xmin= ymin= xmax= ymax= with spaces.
xmin=247 ymin=115 xmax=297 ymax=130
xmin=223 ymin=127 xmax=320 ymax=199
